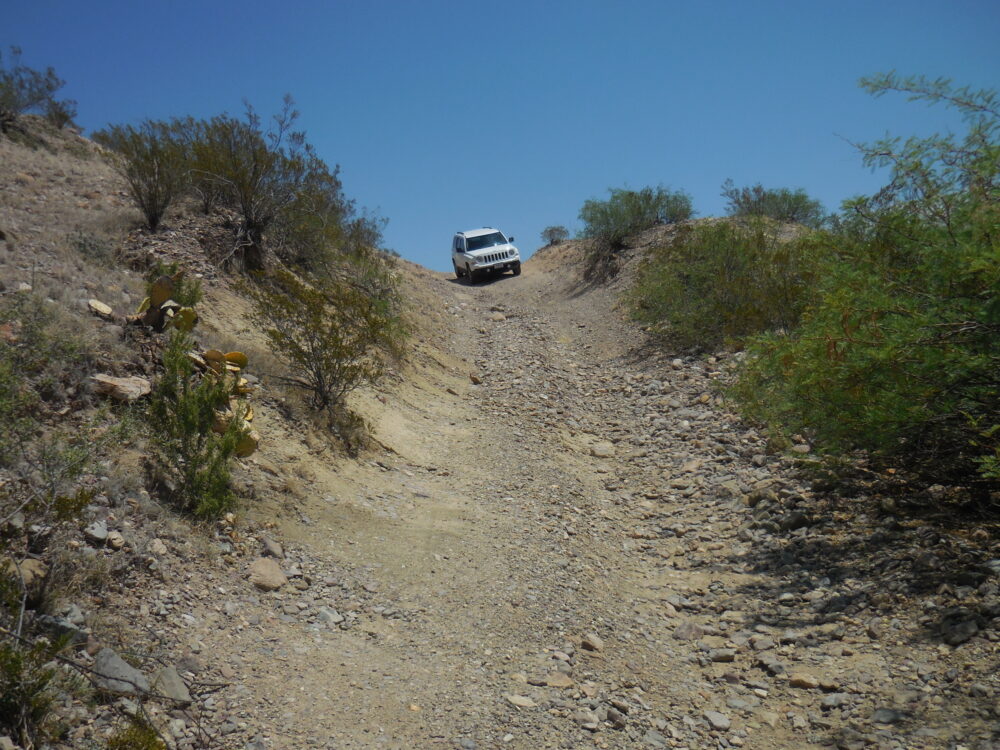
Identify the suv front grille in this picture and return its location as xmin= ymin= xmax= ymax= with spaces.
xmin=484 ymin=252 xmax=508 ymax=264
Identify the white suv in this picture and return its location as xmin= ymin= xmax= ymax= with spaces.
xmin=452 ymin=228 xmax=521 ymax=283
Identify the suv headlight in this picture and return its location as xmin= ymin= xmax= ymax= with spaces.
xmin=508 ymin=249 xmax=515 ymax=257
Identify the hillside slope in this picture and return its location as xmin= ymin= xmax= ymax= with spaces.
xmin=2 ymin=125 xmax=998 ymax=750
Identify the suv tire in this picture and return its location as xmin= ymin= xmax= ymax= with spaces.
xmin=453 ymin=261 xmax=464 ymax=279
xmin=512 ymin=262 xmax=521 ymax=276
xmin=466 ymin=264 xmax=477 ymax=284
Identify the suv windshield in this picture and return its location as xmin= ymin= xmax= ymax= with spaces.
xmin=466 ymin=232 xmax=507 ymax=252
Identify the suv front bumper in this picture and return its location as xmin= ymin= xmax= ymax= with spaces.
xmin=477 ymin=259 xmax=520 ymax=272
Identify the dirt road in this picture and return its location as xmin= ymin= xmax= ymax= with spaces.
xmin=115 ymin=253 xmax=992 ymax=750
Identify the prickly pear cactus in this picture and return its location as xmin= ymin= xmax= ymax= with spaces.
xmin=192 ymin=347 xmax=258 ymax=456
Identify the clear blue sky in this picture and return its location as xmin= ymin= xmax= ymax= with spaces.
xmin=6 ymin=1 xmax=999 ymax=271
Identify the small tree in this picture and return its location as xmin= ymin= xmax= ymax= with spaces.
xmin=93 ymin=121 xmax=185 ymax=231
xmin=195 ymin=97 xmax=311 ymax=270
xmin=721 ymin=179 xmax=826 ymax=227
xmin=541 ymin=225 xmax=569 ymax=246
xmin=0 ymin=46 xmax=75 ymax=132
xmin=243 ymin=266 xmax=401 ymax=415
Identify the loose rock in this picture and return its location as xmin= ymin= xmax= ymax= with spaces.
xmin=93 ymin=648 xmax=150 ymax=695
xmin=248 ymin=557 xmax=287 ymax=591
xmin=89 ymin=374 xmax=151 ymax=402
xmin=704 ymin=710 xmax=731 ymax=731
xmin=152 ymin=666 xmax=192 ymax=706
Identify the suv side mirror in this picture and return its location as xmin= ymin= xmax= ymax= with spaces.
xmin=508 ymin=236 xmax=514 ymax=242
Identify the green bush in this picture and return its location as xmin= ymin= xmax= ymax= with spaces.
xmin=93 ymin=121 xmax=185 ymax=231
xmin=188 ymin=98 xmax=314 ymax=270
xmin=732 ymin=74 xmax=1000 ymax=488
xmin=0 ymin=640 xmax=60 ymax=747
xmin=70 ymin=230 xmax=116 ymax=266
xmin=579 ymin=185 xmax=693 ymax=277
xmin=268 ymin=164 xmax=383 ymax=271
xmin=163 ymin=116 xmax=227 ymax=215
xmin=0 ymin=46 xmax=75 ymax=133
xmin=580 ymin=185 xmax=694 ymax=247
xmin=43 ymin=96 xmax=77 ymax=129
xmin=200 ymin=105 xmax=385 ymax=271
xmin=721 ymin=179 xmax=826 ymax=228
xmin=629 ymin=219 xmax=820 ymax=349
xmin=147 ymin=330 xmax=244 ymax=517
xmin=243 ymin=261 xmax=403 ymax=419
xmin=0 ymin=293 xmax=94 ymax=485
xmin=105 ymin=716 xmax=167 ymax=750
xmin=99 ymin=99 xmax=385 ymax=272
xmin=541 ymin=225 xmax=569 ymax=246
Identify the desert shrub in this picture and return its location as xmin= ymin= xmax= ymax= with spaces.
xmin=197 ymin=111 xmax=385 ymax=271
xmin=630 ymin=219 xmax=821 ymax=349
xmin=93 ymin=121 xmax=185 ymax=231
xmin=541 ymin=225 xmax=569 ymax=246
xmin=579 ymin=186 xmax=693 ymax=277
xmin=732 ymin=74 xmax=1000 ymax=489
xmin=341 ymin=213 xmax=388 ymax=259
xmin=147 ymin=331 xmax=245 ymax=517
xmin=316 ymin=247 xmax=406 ymax=345
xmin=162 ymin=116 xmax=226 ymax=214
xmin=721 ymin=179 xmax=826 ymax=228
xmin=0 ymin=294 xmax=103 ymax=543
xmin=99 ymin=99 xmax=383 ymax=273
xmin=43 ymin=97 xmax=77 ymax=129
xmin=69 ymin=230 xmax=116 ymax=266
xmin=105 ymin=716 xmax=167 ymax=750
xmin=0 ymin=294 xmax=103 ymax=747
xmin=0 ymin=639 xmax=61 ymax=747
xmin=0 ymin=293 xmax=94 ymax=469
xmin=581 ymin=186 xmax=694 ymax=247
xmin=243 ymin=262 xmax=403 ymax=420
xmin=187 ymin=97 xmax=313 ymax=270
xmin=269 ymin=160 xmax=356 ymax=269
xmin=0 ymin=46 xmax=75 ymax=133
xmin=143 ymin=261 xmax=203 ymax=308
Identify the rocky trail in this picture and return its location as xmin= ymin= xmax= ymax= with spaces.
xmin=85 ymin=257 xmax=996 ymax=750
